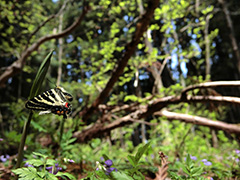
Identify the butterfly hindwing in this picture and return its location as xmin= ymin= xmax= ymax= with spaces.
xmin=50 ymin=102 xmax=72 ymax=119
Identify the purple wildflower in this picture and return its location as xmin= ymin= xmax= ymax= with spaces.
xmin=151 ymin=154 xmax=155 ymax=159
xmin=236 ymin=158 xmax=239 ymax=163
xmin=204 ymin=161 xmax=212 ymax=166
xmin=109 ymin=167 xmax=117 ymax=172
xmin=235 ymin=149 xmax=240 ymax=154
xmin=0 ymin=138 xmax=3 ymax=141
xmin=24 ymin=162 xmax=34 ymax=167
xmin=46 ymin=163 xmax=62 ymax=175
xmin=202 ymin=159 xmax=212 ymax=166
xmin=105 ymin=159 xmax=113 ymax=167
xmin=0 ymin=155 xmax=10 ymax=162
xmin=64 ymin=158 xmax=75 ymax=163
xmin=97 ymin=159 xmax=118 ymax=175
xmin=190 ymin=155 xmax=197 ymax=161
xmin=106 ymin=167 xmax=117 ymax=175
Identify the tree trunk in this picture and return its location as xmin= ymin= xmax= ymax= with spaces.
xmin=57 ymin=13 xmax=63 ymax=86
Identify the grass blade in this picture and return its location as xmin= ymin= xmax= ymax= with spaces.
xmin=15 ymin=51 xmax=53 ymax=172
xmin=29 ymin=50 xmax=53 ymax=99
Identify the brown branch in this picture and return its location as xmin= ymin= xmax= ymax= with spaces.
xmin=189 ymin=95 xmax=240 ymax=104
xmin=74 ymin=80 xmax=240 ymax=142
xmin=142 ymin=94 xmax=240 ymax=118
xmin=81 ymin=0 xmax=160 ymax=121
xmin=73 ymin=94 xmax=240 ymax=142
xmin=74 ymin=94 xmax=240 ymax=142
xmin=73 ymin=109 xmax=143 ymax=142
xmin=154 ymin=109 xmax=240 ymax=134
xmin=0 ymin=5 xmax=90 ymax=87
xmin=181 ymin=81 xmax=240 ymax=99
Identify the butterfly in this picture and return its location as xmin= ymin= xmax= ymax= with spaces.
xmin=25 ymin=86 xmax=73 ymax=118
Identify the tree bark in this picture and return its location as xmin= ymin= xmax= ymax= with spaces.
xmin=57 ymin=13 xmax=63 ymax=86
xmin=204 ymin=14 xmax=211 ymax=77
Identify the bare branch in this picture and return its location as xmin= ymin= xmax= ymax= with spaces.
xmin=73 ymin=109 xmax=143 ymax=142
xmin=181 ymin=81 xmax=240 ymax=99
xmin=73 ymin=93 xmax=240 ymax=142
xmin=0 ymin=5 xmax=90 ymax=87
xmin=74 ymin=80 xmax=240 ymax=142
xmin=142 ymin=94 xmax=240 ymax=118
xmin=154 ymin=109 xmax=240 ymax=134
xmin=189 ymin=95 xmax=240 ymax=104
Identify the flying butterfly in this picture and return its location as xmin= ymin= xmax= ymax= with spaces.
xmin=25 ymin=86 xmax=73 ymax=118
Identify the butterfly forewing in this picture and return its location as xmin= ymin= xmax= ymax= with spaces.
xmin=56 ymin=86 xmax=73 ymax=102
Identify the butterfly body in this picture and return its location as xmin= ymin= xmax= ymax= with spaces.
xmin=25 ymin=87 xmax=73 ymax=118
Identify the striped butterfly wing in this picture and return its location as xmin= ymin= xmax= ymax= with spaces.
xmin=50 ymin=102 xmax=72 ymax=119
xmin=25 ymin=88 xmax=66 ymax=111
xmin=55 ymin=86 xmax=73 ymax=102
xmin=26 ymin=87 xmax=73 ymax=118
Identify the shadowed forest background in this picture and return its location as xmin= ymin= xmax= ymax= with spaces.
xmin=0 ymin=0 xmax=240 ymax=179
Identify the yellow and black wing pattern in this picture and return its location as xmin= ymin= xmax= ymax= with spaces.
xmin=25 ymin=87 xmax=73 ymax=118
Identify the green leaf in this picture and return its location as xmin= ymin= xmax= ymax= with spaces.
xmin=12 ymin=167 xmax=42 ymax=180
xmin=135 ymin=142 xmax=151 ymax=163
xmin=31 ymin=121 xmax=47 ymax=132
xmin=124 ymin=95 xmax=141 ymax=102
xmin=46 ymin=159 xmax=58 ymax=166
xmin=191 ymin=167 xmax=203 ymax=177
xmin=32 ymin=152 xmax=48 ymax=159
xmin=25 ymin=159 xmax=44 ymax=167
xmin=185 ymin=154 xmax=192 ymax=168
xmin=179 ymin=162 xmax=190 ymax=176
xmin=111 ymin=171 xmax=134 ymax=180
xmin=168 ymin=171 xmax=184 ymax=180
xmin=127 ymin=155 xmax=136 ymax=167
xmin=56 ymin=172 xmax=76 ymax=180
xmin=28 ymin=50 xmax=53 ymax=99
xmin=45 ymin=172 xmax=58 ymax=180
xmin=102 ymin=154 xmax=110 ymax=161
